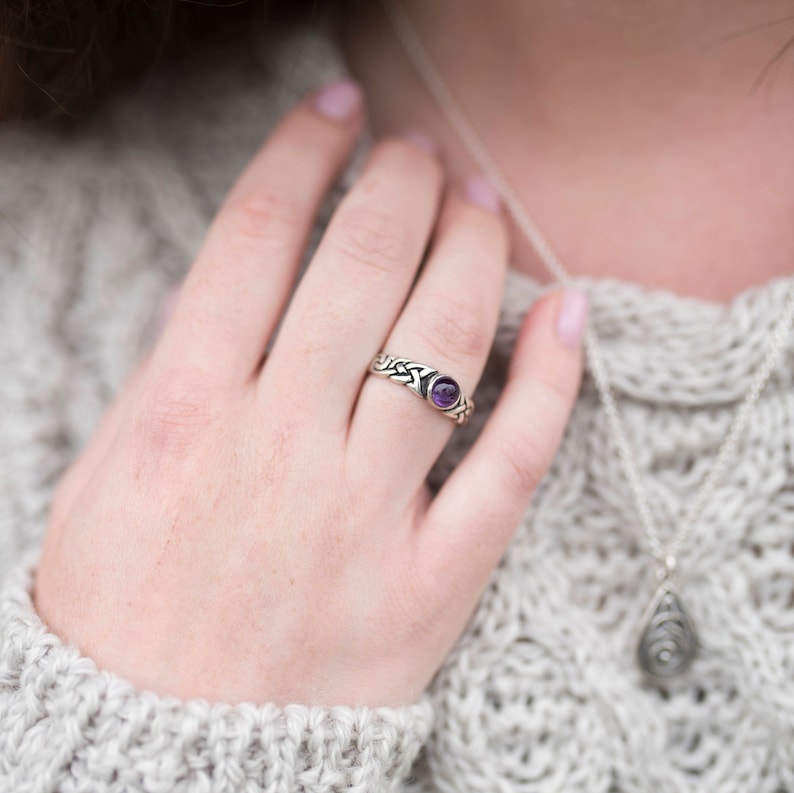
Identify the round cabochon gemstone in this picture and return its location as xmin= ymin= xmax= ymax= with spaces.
xmin=430 ymin=376 xmax=460 ymax=408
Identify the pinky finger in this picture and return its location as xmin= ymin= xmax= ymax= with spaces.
xmin=419 ymin=288 xmax=588 ymax=597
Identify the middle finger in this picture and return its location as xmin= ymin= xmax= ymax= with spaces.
xmin=260 ymin=136 xmax=444 ymax=430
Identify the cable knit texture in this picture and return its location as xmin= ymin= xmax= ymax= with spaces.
xmin=1 ymin=555 xmax=431 ymax=792
xmin=2 ymin=20 xmax=794 ymax=793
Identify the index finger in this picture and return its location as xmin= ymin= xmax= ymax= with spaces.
xmin=154 ymin=79 xmax=365 ymax=385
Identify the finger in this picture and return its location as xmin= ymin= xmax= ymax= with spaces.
xmin=419 ymin=288 xmax=588 ymax=597
xmin=260 ymin=135 xmax=444 ymax=429
xmin=154 ymin=79 xmax=365 ymax=384
xmin=347 ymin=179 xmax=508 ymax=494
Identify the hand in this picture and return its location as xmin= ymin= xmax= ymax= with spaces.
xmin=34 ymin=79 xmax=586 ymax=707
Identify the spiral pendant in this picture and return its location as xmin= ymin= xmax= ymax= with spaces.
xmin=637 ymin=580 xmax=697 ymax=683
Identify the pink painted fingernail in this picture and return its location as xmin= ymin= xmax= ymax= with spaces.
xmin=403 ymin=130 xmax=437 ymax=156
xmin=313 ymin=79 xmax=363 ymax=121
xmin=556 ymin=288 xmax=589 ymax=348
xmin=464 ymin=175 xmax=501 ymax=214
xmin=157 ymin=285 xmax=180 ymax=333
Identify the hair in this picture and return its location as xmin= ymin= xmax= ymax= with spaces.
xmin=0 ymin=0 xmax=328 ymax=122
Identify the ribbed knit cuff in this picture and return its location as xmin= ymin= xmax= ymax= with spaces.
xmin=0 ymin=556 xmax=433 ymax=792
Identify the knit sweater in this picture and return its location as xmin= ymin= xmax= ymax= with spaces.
xmin=2 ymin=21 xmax=794 ymax=793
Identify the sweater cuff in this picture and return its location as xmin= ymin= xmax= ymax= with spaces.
xmin=0 ymin=555 xmax=433 ymax=792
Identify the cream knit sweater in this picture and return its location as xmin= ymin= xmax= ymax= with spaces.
xmin=2 ymin=22 xmax=794 ymax=793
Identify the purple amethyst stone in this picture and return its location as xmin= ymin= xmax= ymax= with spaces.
xmin=430 ymin=376 xmax=460 ymax=409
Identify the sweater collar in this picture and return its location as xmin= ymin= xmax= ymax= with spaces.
xmin=498 ymin=268 xmax=794 ymax=407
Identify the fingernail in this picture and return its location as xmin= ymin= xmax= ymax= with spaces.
xmin=403 ymin=130 xmax=437 ymax=156
xmin=157 ymin=285 xmax=180 ymax=333
xmin=464 ymin=175 xmax=501 ymax=214
xmin=556 ymin=288 xmax=589 ymax=348
xmin=313 ymin=78 xmax=363 ymax=121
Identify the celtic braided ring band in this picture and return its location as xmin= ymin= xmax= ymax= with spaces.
xmin=367 ymin=353 xmax=475 ymax=426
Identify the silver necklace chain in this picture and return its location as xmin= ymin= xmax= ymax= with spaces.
xmin=381 ymin=0 xmax=794 ymax=680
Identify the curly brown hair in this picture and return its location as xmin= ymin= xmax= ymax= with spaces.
xmin=0 ymin=0 xmax=327 ymax=122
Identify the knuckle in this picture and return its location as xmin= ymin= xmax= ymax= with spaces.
xmin=533 ymin=368 xmax=579 ymax=408
xmin=131 ymin=376 xmax=220 ymax=458
xmin=496 ymin=432 xmax=548 ymax=499
xmin=221 ymin=187 xmax=303 ymax=251
xmin=331 ymin=207 xmax=412 ymax=275
xmin=419 ymin=295 xmax=489 ymax=361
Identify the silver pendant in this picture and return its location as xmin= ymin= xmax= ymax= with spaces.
xmin=637 ymin=579 xmax=697 ymax=683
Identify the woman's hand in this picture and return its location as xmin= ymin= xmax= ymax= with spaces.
xmin=34 ymin=79 xmax=586 ymax=707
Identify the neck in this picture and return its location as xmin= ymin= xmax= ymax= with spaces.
xmin=339 ymin=0 xmax=794 ymax=301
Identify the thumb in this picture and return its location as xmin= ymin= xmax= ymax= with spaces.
xmin=420 ymin=287 xmax=588 ymax=599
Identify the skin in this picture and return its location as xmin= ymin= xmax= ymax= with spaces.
xmin=35 ymin=0 xmax=793 ymax=707
xmin=340 ymin=0 xmax=794 ymax=302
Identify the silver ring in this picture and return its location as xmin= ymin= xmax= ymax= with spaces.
xmin=368 ymin=353 xmax=474 ymax=426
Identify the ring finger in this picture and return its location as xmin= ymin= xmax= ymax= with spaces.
xmin=348 ymin=177 xmax=508 ymax=495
